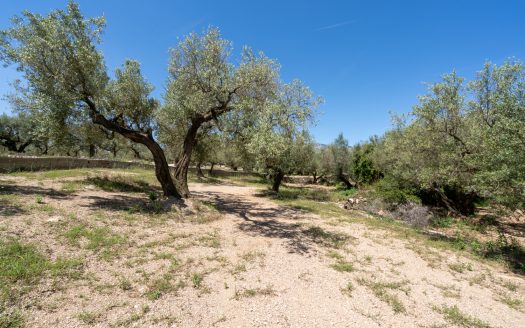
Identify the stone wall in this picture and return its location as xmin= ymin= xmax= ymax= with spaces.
xmin=0 ymin=156 xmax=154 ymax=173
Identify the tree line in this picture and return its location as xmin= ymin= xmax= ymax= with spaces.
xmin=1 ymin=1 xmax=524 ymax=213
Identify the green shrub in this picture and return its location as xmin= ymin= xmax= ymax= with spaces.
xmin=372 ymin=178 xmax=420 ymax=206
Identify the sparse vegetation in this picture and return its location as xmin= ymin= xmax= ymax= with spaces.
xmin=0 ymin=2 xmax=524 ymax=327
xmin=433 ymin=304 xmax=491 ymax=328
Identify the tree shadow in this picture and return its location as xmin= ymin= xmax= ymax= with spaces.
xmin=81 ymin=194 xmax=146 ymax=212
xmin=0 ymin=198 xmax=26 ymax=217
xmin=192 ymin=190 xmax=348 ymax=255
xmin=0 ymin=183 xmax=70 ymax=200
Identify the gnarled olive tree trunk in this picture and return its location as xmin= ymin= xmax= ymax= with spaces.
xmin=86 ymin=99 xmax=180 ymax=198
xmin=173 ymin=119 xmax=201 ymax=198
xmin=271 ymin=169 xmax=285 ymax=192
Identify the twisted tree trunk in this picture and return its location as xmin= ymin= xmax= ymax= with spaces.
xmin=86 ymin=98 xmax=180 ymax=198
xmin=272 ymin=170 xmax=285 ymax=192
xmin=173 ymin=119 xmax=201 ymax=198
xmin=196 ymin=162 xmax=205 ymax=178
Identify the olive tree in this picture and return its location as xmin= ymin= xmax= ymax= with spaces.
xmin=244 ymin=80 xmax=319 ymax=192
xmin=375 ymin=61 xmax=525 ymax=212
xmin=328 ymin=133 xmax=355 ymax=188
xmin=0 ymin=2 xmax=180 ymax=196
xmin=0 ymin=113 xmax=35 ymax=153
xmin=161 ymin=28 xmax=279 ymax=197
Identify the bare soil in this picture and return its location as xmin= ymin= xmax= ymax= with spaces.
xmin=1 ymin=174 xmax=524 ymax=327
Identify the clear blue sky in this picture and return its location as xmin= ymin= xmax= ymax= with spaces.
xmin=1 ymin=1 xmax=524 ymax=145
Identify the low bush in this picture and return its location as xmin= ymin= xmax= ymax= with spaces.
xmin=394 ymin=203 xmax=432 ymax=228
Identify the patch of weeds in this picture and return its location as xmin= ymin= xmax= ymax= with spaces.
xmin=118 ymin=278 xmax=132 ymax=291
xmin=0 ymin=239 xmax=48 ymax=285
xmin=233 ymin=285 xmax=277 ymax=300
xmin=197 ymin=231 xmax=221 ymax=248
xmin=0 ymin=194 xmax=25 ymax=216
xmin=431 ymin=216 xmax=455 ymax=228
xmin=479 ymin=235 xmax=525 ymax=275
xmin=240 ymin=250 xmax=265 ymax=264
xmin=303 ymin=226 xmax=350 ymax=248
xmin=231 ymin=263 xmax=247 ymax=275
xmin=433 ymin=304 xmax=491 ymax=328
xmin=112 ymin=311 xmax=143 ymax=327
xmin=432 ymin=283 xmax=461 ymax=299
xmin=498 ymin=293 xmax=522 ymax=310
xmin=61 ymin=181 xmax=84 ymax=194
xmin=357 ymin=278 xmax=408 ymax=314
xmin=0 ymin=309 xmax=24 ymax=327
xmin=327 ymin=250 xmax=345 ymax=260
xmin=146 ymin=276 xmax=173 ymax=300
xmin=48 ymin=257 xmax=84 ymax=279
xmin=77 ymin=311 xmax=100 ymax=324
xmin=63 ymin=225 xmax=126 ymax=258
xmin=35 ymin=195 xmax=44 ymax=204
xmin=191 ymin=273 xmax=203 ymax=288
xmin=341 ymin=281 xmax=354 ymax=296
xmin=468 ymin=273 xmax=487 ymax=286
xmin=270 ymin=186 xmax=332 ymax=202
xmin=331 ymin=260 xmax=355 ymax=272
xmin=0 ymin=237 xmax=84 ymax=322
xmin=502 ymin=280 xmax=518 ymax=292
xmin=448 ymin=262 xmax=473 ymax=273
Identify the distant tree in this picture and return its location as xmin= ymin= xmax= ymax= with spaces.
xmin=0 ymin=113 xmax=35 ymax=153
xmin=329 ymin=133 xmax=354 ymax=188
xmin=245 ymin=80 xmax=319 ymax=192
xmin=350 ymin=136 xmax=382 ymax=186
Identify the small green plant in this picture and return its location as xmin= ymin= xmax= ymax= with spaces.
xmin=146 ymin=276 xmax=173 ymax=300
xmin=233 ymin=285 xmax=277 ymax=300
xmin=331 ymin=260 xmax=354 ymax=272
xmin=35 ymin=195 xmax=44 ymax=204
xmin=77 ymin=311 xmax=99 ymax=324
xmin=432 ymin=216 xmax=455 ymax=228
xmin=119 ymin=278 xmax=132 ymax=291
xmin=448 ymin=261 xmax=473 ymax=273
xmin=357 ymin=278 xmax=408 ymax=314
xmin=434 ymin=304 xmax=491 ymax=328
xmin=191 ymin=273 xmax=203 ymax=288
xmin=498 ymin=294 xmax=522 ymax=309
xmin=341 ymin=282 xmax=354 ymax=296
xmin=502 ymin=280 xmax=518 ymax=291
xmin=148 ymin=191 xmax=158 ymax=201
xmin=0 ymin=309 xmax=24 ymax=328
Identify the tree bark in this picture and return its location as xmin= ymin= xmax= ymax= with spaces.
xmin=88 ymin=144 xmax=96 ymax=158
xmin=209 ymin=162 xmax=215 ymax=175
xmin=312 ymin=171 xmax=318 ymax=184
xmin=196 ymin=162 xmax=205 ymax=178
xmin=173 ymin=119 xmax=202 ymax=198
xmin=337 ymin=168 xmax=354 ymax=189
xmin=86 ymin=99 xmax=180 ymax=198
xmin=272 ymin=170 xmax=285 ymax=192
xmin=130 ymin=145 xmax=142 ymax=159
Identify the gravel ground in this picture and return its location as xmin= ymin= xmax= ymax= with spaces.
xmin=1 ymin=175 xmax=524 ymax=327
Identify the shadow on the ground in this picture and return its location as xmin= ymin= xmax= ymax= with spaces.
xmin=0 ymin=198 xmax=26 ymax=216
xmin=0 ymin=183 xmax=70 ymax=200
xmin=81 ymin=194 xmax=145 ymax=212
xmin=192 ymin=190 xmax=348 ymax=255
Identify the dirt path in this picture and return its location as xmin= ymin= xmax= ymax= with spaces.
xmin=1 ymin=176 xmax=524 ymax=327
